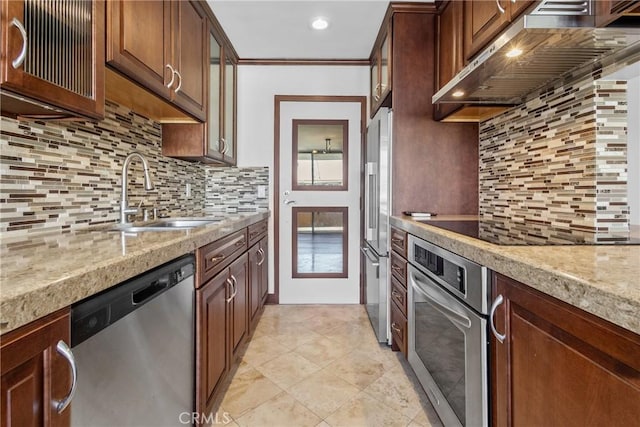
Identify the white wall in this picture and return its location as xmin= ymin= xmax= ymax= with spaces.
xmin=236 ymin=65 xmax=369 ymax=294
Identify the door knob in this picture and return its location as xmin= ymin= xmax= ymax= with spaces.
xmin=283 ymin=199 xmax=296 ymax=205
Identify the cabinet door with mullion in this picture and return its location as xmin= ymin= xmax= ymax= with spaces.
xmin=1 ymin=0 xmax=105 ymax=119
xmin=222 ymin=50 xmax=237 ymax=165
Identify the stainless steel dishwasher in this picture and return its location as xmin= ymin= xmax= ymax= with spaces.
xmin=70 ymin=254 xmax=195 ymax=426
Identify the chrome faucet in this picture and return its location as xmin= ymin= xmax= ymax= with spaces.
xmin=120 ymin=152 xmax=154 ymax=224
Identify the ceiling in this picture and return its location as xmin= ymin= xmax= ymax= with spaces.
xmin=206 ymin=1 xmax=397 ymax=60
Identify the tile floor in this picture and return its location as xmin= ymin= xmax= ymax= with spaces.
xmin=217 ymin=304 xmax=443 ymax=427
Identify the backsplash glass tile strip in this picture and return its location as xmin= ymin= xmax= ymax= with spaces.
xmin=0 ymin=101 xmax=270 ymax=239
xmin=205 ymin=167 xmax=269 ymax=213
xmin=479 ymin=69 xmax=629 ymax=236
xmin=0 ymin=101 xmax=207 ymax=237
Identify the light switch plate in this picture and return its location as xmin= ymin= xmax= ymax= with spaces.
xmin=257 ymin=185 xmax=267 ymax=198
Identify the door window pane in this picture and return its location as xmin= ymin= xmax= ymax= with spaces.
xmin=293 ymin=207 xmax=348 ymax=278
xmin=292 ymin=120 xmax=348 ymax=191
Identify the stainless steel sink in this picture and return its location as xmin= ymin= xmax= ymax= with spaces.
xmin=108 ymin=218 xmax=219 ymax=232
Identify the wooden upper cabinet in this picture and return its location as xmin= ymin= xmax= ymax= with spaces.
xmin=0 ymin=0 xmax=105 ymax=120
xmin=370 ymin=26 xmax=392 ymax=117
xmin=491 ymin=274 xmax=640 ymax=427
xmin=162 ymin=19 xmax=238 ymax=165
xmin=595 ymin=0 xmax=640 ymax=27
xmin=434 ymin=0 xmax=465 ymax=120
xmin=170 ymin=0 xmax=207 ymax=119
xmin=1 ymin=310 xmax=73 ymax=427
xmin=107 ymin=0 xmax=206 ymax=121
xmin=464 ymin=0 xmax=534 ymax=61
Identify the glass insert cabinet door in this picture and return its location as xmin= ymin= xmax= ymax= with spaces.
xmin=292 ymin=120 xmax=348 ymax=191
xmin=292 ymin=207 xmax=348 ymax=278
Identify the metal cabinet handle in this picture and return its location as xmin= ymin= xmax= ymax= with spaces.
xmin=165 ymin=64 xmax=176 ymax=89
xmin=490 ymin=294 xmax=506 ymax=343
xmin=230 ymin=275 xmax=238 ymax=300
xmin=391 ymin=237 xmax=403 ymax=244
xmin=235 ymin=239 xmax=246 ymax=247
xmin=496 ymin=0 xmax=506 ymax=14
xmin=391 ymin=322 xmax=402 ymax=334
xmin=210 ymin=254 xmax=225 ymax=263
xmin=55 ymin=340 xmax=77 ymax=413
xmin=283 ymin=199 xmax=296 ymax=205
xmin=10 ymin=17 xmax=28 ymax=69
xmin=391 ymin=290 xmax=402 ymax=300
xmin=225 ymin=277 xmax=234 ymax=302
xmin=174 ymin=69 xmax=182 ymax=93
xmin=391 ymin=264 xmax=403 ymax=273
xmin=220 ymin=138 xmax=228 ymax=154
xmin=257 ymin=248 xmax=265 ymax=266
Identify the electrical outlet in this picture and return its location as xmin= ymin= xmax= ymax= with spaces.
xmin=257 ymin=185 xmax=267 ymax=198
xmin=185 ymin=183 xmax=191 ymax=197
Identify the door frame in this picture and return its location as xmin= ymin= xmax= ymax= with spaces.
xmin=270 ymin=95 xmax=367 ymax=305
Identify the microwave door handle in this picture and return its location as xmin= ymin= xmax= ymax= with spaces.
xmin=410 ymin=272 xmax=472 ymax=330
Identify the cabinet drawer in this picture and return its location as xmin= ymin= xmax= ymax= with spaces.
xmin=391 ymin=276 xmax=407 ymax=316
xmin=248 ymin=220 xmax=268 ymax=247
xmin=390 ymin=251 xmax=407 ymax=285
xmin=390 ymin=300 xmax=407 ymax=357
xmin=198 ymin=229 xmax=247 ymax=285
xmin=390 ymin=227 xmax=407 ymax=257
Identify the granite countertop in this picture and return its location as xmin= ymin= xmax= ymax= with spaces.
xmin=0 ymin=212 xmax=269 ymax=335
xmin=392 ymin=215 xmax=640 ymax=336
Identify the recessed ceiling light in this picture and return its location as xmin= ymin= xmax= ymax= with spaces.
xmin=452 ymin=90 xmax=465 ymax=98
xmin=506 ymin=47 xmax=523 ymax=58
xmin=311 ymin=17 xmax=329 ymax=30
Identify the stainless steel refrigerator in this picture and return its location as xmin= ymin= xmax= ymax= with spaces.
xmin=362 ymin=107 xmax=392 ymax=344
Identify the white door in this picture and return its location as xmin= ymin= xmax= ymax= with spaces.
xmin=278 ymin=100 xmax=362 ymax=304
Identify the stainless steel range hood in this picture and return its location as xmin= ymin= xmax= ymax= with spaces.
xmin=433 ymin=0 xmax=640 ymax=105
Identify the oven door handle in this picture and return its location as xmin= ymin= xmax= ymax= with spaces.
xmin=410 ymin=271 xmax=472 ymax=330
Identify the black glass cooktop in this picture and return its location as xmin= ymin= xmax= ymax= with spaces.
xmin=416 ymin=219 xmax=640 ymax=246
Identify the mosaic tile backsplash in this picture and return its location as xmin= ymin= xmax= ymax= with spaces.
xmin=479 ymin=68 xmax=629 ymax=235
xmin=0 ymin=101 xmax=267 ymax=238
xmin=205 ymin=167 xmax=269 ymax=213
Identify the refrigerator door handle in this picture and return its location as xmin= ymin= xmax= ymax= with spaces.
xmin=365 ymin=162 xmax=377 ymax=242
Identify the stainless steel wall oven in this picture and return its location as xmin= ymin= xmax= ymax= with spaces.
xmin=407 ymin=235 xmax=491 ymax=427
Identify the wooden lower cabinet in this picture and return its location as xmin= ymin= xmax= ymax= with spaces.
xmin=195 ymin=224 xmax=267 ymax=420
xmin=229 ymin=253 xmax=248 ymax=358
xmin=491 ymin=274 xmax=640 ymax=427
xmin=195 ymin=268 xmax=230 ymax=417
xmin=1 ymin=309 xmax=72 ymax=427
xmin=249 ymin=237 xmax=268 ymax=330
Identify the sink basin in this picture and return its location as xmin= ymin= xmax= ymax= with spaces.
xmin=108 ymin=218 xmax=219 ymax=232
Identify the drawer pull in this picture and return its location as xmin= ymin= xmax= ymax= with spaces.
xmin=391 ymin=265 xmax=403 ymax=273
xmin=210 ymin=254 xmax=225 ymax=263
xmin=391 ymin=237 xmax=403 ymax=244
xmin=235 ymin=239 xmax=246 ymax=247
xmin=391 ymin=290 xmax=402 ymax=300
xmin=391 ymin=322 xmax=402 ymax=334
